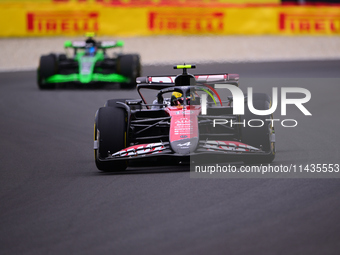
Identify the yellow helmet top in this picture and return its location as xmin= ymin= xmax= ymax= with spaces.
xmin=172 ymin=92 xmax=182 ymax=98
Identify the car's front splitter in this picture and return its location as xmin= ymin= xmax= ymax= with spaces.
xmin=97 ymin=149 xmax=271 ymax=163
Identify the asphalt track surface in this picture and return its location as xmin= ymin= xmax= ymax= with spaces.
xmin=1 ymin=60 xmax=340 ymax=255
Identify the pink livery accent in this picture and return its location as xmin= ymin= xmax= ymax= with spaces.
xmin=165 ymin=105 xmax=201 ymax=154
xmin=112 ymin=142 xmax=165 ymax=157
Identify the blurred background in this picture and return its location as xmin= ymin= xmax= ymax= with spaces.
xmin=1 ymin=2 xmax=340 ymax=255
xmin=0 ymin=0 xmax=339 ymax=71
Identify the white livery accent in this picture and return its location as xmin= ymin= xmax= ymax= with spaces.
xmin=202 ymin=140 xmax=260 ymax=152
xmin=101 ymin=41 xmax=116 ymax=47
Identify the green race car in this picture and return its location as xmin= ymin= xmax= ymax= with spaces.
xmin=37 ymin=34 xmax=141 ymax=89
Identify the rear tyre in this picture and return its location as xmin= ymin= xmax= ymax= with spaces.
xmin=117 ymin=54 xmax=141 ymax=89
xmin=241 ymin=93 xmax=275 ymax=164
xmin=37 ymin=54 xmax=57 ymax=89
xmin=94 ymin=106 xmax=128 ymax=172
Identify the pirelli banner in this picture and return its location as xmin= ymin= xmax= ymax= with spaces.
xmin=0 ymin=3 xmax=339 ymax=36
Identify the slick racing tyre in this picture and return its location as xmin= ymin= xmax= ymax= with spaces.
xmin=94 ymin=106 xmax=128 ymax=172
xmin=241 ymin=93 xmax=275 ymax=164
xmin=37 ymin=54 xmax=57 ymax=89
xmin=117 ymin=54 xmax=141 ymax=89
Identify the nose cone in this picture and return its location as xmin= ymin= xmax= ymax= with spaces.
xmin=170 ymin=137 xmax=198 ymax=155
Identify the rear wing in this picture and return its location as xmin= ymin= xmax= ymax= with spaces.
xmin=64 ymin=40 xmax=124 ymax=49
xmin=136 ymin=74 xmax=239 ymax=86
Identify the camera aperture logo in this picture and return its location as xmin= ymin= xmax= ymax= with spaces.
xmin=200 ymin=84 xmax=312 ymax=128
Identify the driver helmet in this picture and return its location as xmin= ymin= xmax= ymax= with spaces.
xmin=171 ymin=92 xmax=184 ymax=106
xmin=171 ymin=91 xmax=199 ymax=106
xmin=85 ymin=46 xmax=96 ymax=56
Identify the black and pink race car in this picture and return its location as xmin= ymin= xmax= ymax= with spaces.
xmin=94 ymin=65 xmax=275 ymax=172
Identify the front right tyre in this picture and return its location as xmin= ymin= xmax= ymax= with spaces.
xmin=37 ymin=54 xmax=57 ymax=89
xmin=94 ymin=106 xmax=128 ymax=172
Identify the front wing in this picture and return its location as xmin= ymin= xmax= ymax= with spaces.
xmin=45 ymin=73 xmax=129 ymax=84
xmin=94 ymin=140 xmax=272 ymax=163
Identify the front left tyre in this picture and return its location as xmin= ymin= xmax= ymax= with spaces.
xmin=117 ymin=54 xmax=141 ymax=89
